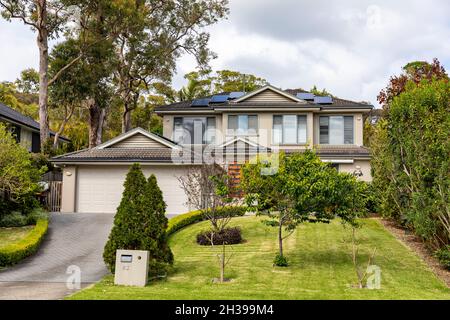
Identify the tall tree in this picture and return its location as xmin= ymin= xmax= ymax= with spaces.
xmin=0 ymin=1 xmax=72 ymax=147
xmin=112 ymin=0 xmax=229 ymax=133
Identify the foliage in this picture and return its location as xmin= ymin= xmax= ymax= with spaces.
xmin=178 ymin=164 xmax=237 ymax=233
xmin=273 ymin=253 xmax=288 ymax=267
xmin=15 ymin=68 xmax=39 ymax=94
xmin=0 ymin=211 xmax=27 ymax=227
xmin=166 ymin=210 xmax=204 ymax=236
xmin=0 ymin=124 xmax=45 ymax=213
xmin=434 ymin=245 xmax=450 ymax=270
xmin=371 ymin=79 xmax=450 ymax=250
xmin=377 ymin=58 xmax=448 ymax=111
xmin=309 ymin=85 xmax=332 ymax=97
xmin=241 ymin=150 xmax=368 ymax=262
xmin=103 ymin=164 xmax=173 ymax=277
xmin=0 ymin=81 xmax=38 ymax=119
xmin=196 ymin=227 xmax=242 ymax=246
xmin=0 ymin=219 xmax=48 ymax=267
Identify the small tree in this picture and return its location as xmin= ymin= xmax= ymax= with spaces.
xmin=103 ymin=164 xmax=173 ymax=277
xmin=241 ymin=150 xmax=366 ymax=266
xmin=178 ymin=163 xmax=236 ymax=233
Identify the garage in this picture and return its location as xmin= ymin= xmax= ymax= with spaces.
xmin=53 ymin=128 xmax=196 ymax=215
xmin=76 ymin=165 xmax=190 ymax=214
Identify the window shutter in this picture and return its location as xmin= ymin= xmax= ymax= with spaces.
xmin=344 ymin=116 xmax=354 ymax=144
xmin=297 ymin=115 xmax=307 ymax=144
xmin=228 ymin=115 xmax=237 ymax=130
xmin=248 ymin=115 xmax=258 ymax=131
xmin=319 ymin=116 xmax=329 ymax=144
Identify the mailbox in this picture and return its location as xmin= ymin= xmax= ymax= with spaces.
xmin=114 ymin=249 xmax=149 ymax=287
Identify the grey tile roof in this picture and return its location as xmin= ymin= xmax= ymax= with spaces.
xmin=51 ymin=147 xmax=195 ymax=163
xmin=155 ymin=88 xmax=373 ymax=113
xmin=0 ymin=102 xmax=70 ymax=141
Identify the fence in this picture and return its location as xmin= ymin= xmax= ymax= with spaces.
xmin=45 ymin=181 xmax=62 ymax=212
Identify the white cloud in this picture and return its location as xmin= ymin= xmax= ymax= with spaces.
xmin=1 ymin=0 xmax=449 ymax=107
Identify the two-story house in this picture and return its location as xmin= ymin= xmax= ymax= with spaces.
xmin=53 ymin=85 xmax=373 ymax=215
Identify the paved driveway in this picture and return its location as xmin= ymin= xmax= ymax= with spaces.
xmin=0 ymin=213 xmax=114 ymax=300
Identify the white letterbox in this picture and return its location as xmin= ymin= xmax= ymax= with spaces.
xmin=114 ymin=249 xmax=149 ymax=287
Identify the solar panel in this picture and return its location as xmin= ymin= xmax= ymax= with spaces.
xmin=314 ymin=96 xmax=333 ymax=104
xmin=296 ymin=92 xmax=315 ymax=100
xmin=228 ymin=91 xmax=245 ymax=99
xmin=191 ymin=98 xmax=210 ymax=107
xmin=210 ymin=95 xmax=229 ymax=103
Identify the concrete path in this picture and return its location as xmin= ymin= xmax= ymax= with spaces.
xmin=0 ymin=212 xmax=114 ymax=300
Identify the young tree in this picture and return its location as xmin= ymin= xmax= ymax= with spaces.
xmin=103 ymin=164 xmax=173 ymax=277
xmin=178 ymin=163 xmax=236 ymax=233
xmin=15 ymin=68 xmax=40 ymax=94
xmin=241 ymin=151 xmax=366 ymax=265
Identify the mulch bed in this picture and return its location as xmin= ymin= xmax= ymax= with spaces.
xmin=378 ymin=218 xmax=450 ymax=287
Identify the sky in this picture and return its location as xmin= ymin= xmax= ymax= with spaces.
xmin=1 ymin=0 xmax=449 ymax=107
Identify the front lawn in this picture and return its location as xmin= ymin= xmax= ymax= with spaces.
xmin=69 ymin=216 xmax=450 ymax=300
xmin=0 ymin=226 xmax=34 ymax=249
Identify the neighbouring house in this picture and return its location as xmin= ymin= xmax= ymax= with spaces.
xmin=0 ymin=102 xmax=70 ymax=152
xmin=52 ymin=84 xmax=373 ymax=215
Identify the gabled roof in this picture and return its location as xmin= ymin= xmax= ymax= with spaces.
xmin=231 ymin=85 xmax=306 ymax=104
xmin=51 ymin=127 xmax=196 ymax=164
xmin=154 ymin=85 xmax=373 ymax=114
xmin=97 ymin=127 xmax=180 ymax=150
xmin=215 ymin=137 xmax=271 ymax=154
xmin=0 ymin=102 xmax=70 ymax=142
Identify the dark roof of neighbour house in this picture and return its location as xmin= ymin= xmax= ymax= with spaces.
xmin=154 ymin=86 xmax=373 ymax=113
xmin=0 ymin=102 xmax=70 ymax=142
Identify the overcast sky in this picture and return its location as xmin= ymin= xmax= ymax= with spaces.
xmin=1 ymin=0 xmax=449 ymax=107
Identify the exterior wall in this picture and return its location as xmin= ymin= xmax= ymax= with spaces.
xmin=163 ymin=115 xmax=174 ymax=140
xmin=338 ymin=159 xmax=372 ymax=182
xmin=61 ymin=165 xmax=77 ymax=213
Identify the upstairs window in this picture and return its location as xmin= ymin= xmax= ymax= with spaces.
xmin=173 ymin=117 xmax=216 ymax=144
xmin=273 ymin=115 xmax=307 ymax=145
xmin=228 ymin=115 xmax=258 ymax=135
xmin=319 ymin=116 xmax=353 ymax=144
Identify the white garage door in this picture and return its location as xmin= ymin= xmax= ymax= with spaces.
xmin=76 ymin=165 xmax=190 ymax=214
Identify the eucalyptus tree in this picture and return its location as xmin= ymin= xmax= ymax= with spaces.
xmin=111 ymin=0 xmax=229 ymax=133
xmin=0 ymin=1 xmax=77 ymax=147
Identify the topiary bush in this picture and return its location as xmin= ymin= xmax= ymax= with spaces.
xmin=196 ymin=227 xmax=242 ymax=246
xmin=103 ymin=164 xmax=173 ymax=277
xmin=0 ymin=219 xmax=49 ymax=266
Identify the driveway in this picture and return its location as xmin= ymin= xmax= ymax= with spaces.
xmin=0 ymin=212 xmax=114 ymax=300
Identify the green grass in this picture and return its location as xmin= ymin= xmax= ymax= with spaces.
xmin=0 ymin=226 xmax=34 ymax=249
xmin=69 ymin=216 xmax=450 ymax=300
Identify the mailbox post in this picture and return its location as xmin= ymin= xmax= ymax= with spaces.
xmin=114 ymin=249 xmax=149 ymax=287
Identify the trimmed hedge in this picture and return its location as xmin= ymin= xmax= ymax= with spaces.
xmin=167 ymin=206 xmax=247 ymax=236
xmin=0 ymin=219 xmax=49 ymax=267
xmin=196 ymin=227 xmax=242 ymax=245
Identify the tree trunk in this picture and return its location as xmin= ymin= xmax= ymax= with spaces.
xmin=278 ymin=216 xmax=283 ymax=257
xmin=220 ymin=244 xmax=225 ymax=283
xmin=37 ymin=0 xmax=50 ymax=148
xmin=122 ymin=106 xmax=131 ymax=133
xmin=88 ymin=101 xmax=103 ymax=148
xmin=96 ymin=108 xmax=106 ymax=146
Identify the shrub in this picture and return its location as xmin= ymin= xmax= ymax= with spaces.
xmin=26 ymin=208 xmax=49 ymax=225
xmin=196 ymin=227 xmax=242 ymax=246
xmin=273 ymin=253 xmax=288 ymax=267
xmin=0 ymin=219 xmax=49 ymax=266
xmin=103 ymin=165 xmax=173 ymax=277
xmin=166 ymin=206 xmax=247 ymax=237
xmin=167 ymin=210 xmax=204 ymax=236
xmin=0 ymin=211 xmax=28 ymax=227
xmin=434 ymin=246 xmax=450 ymax=270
